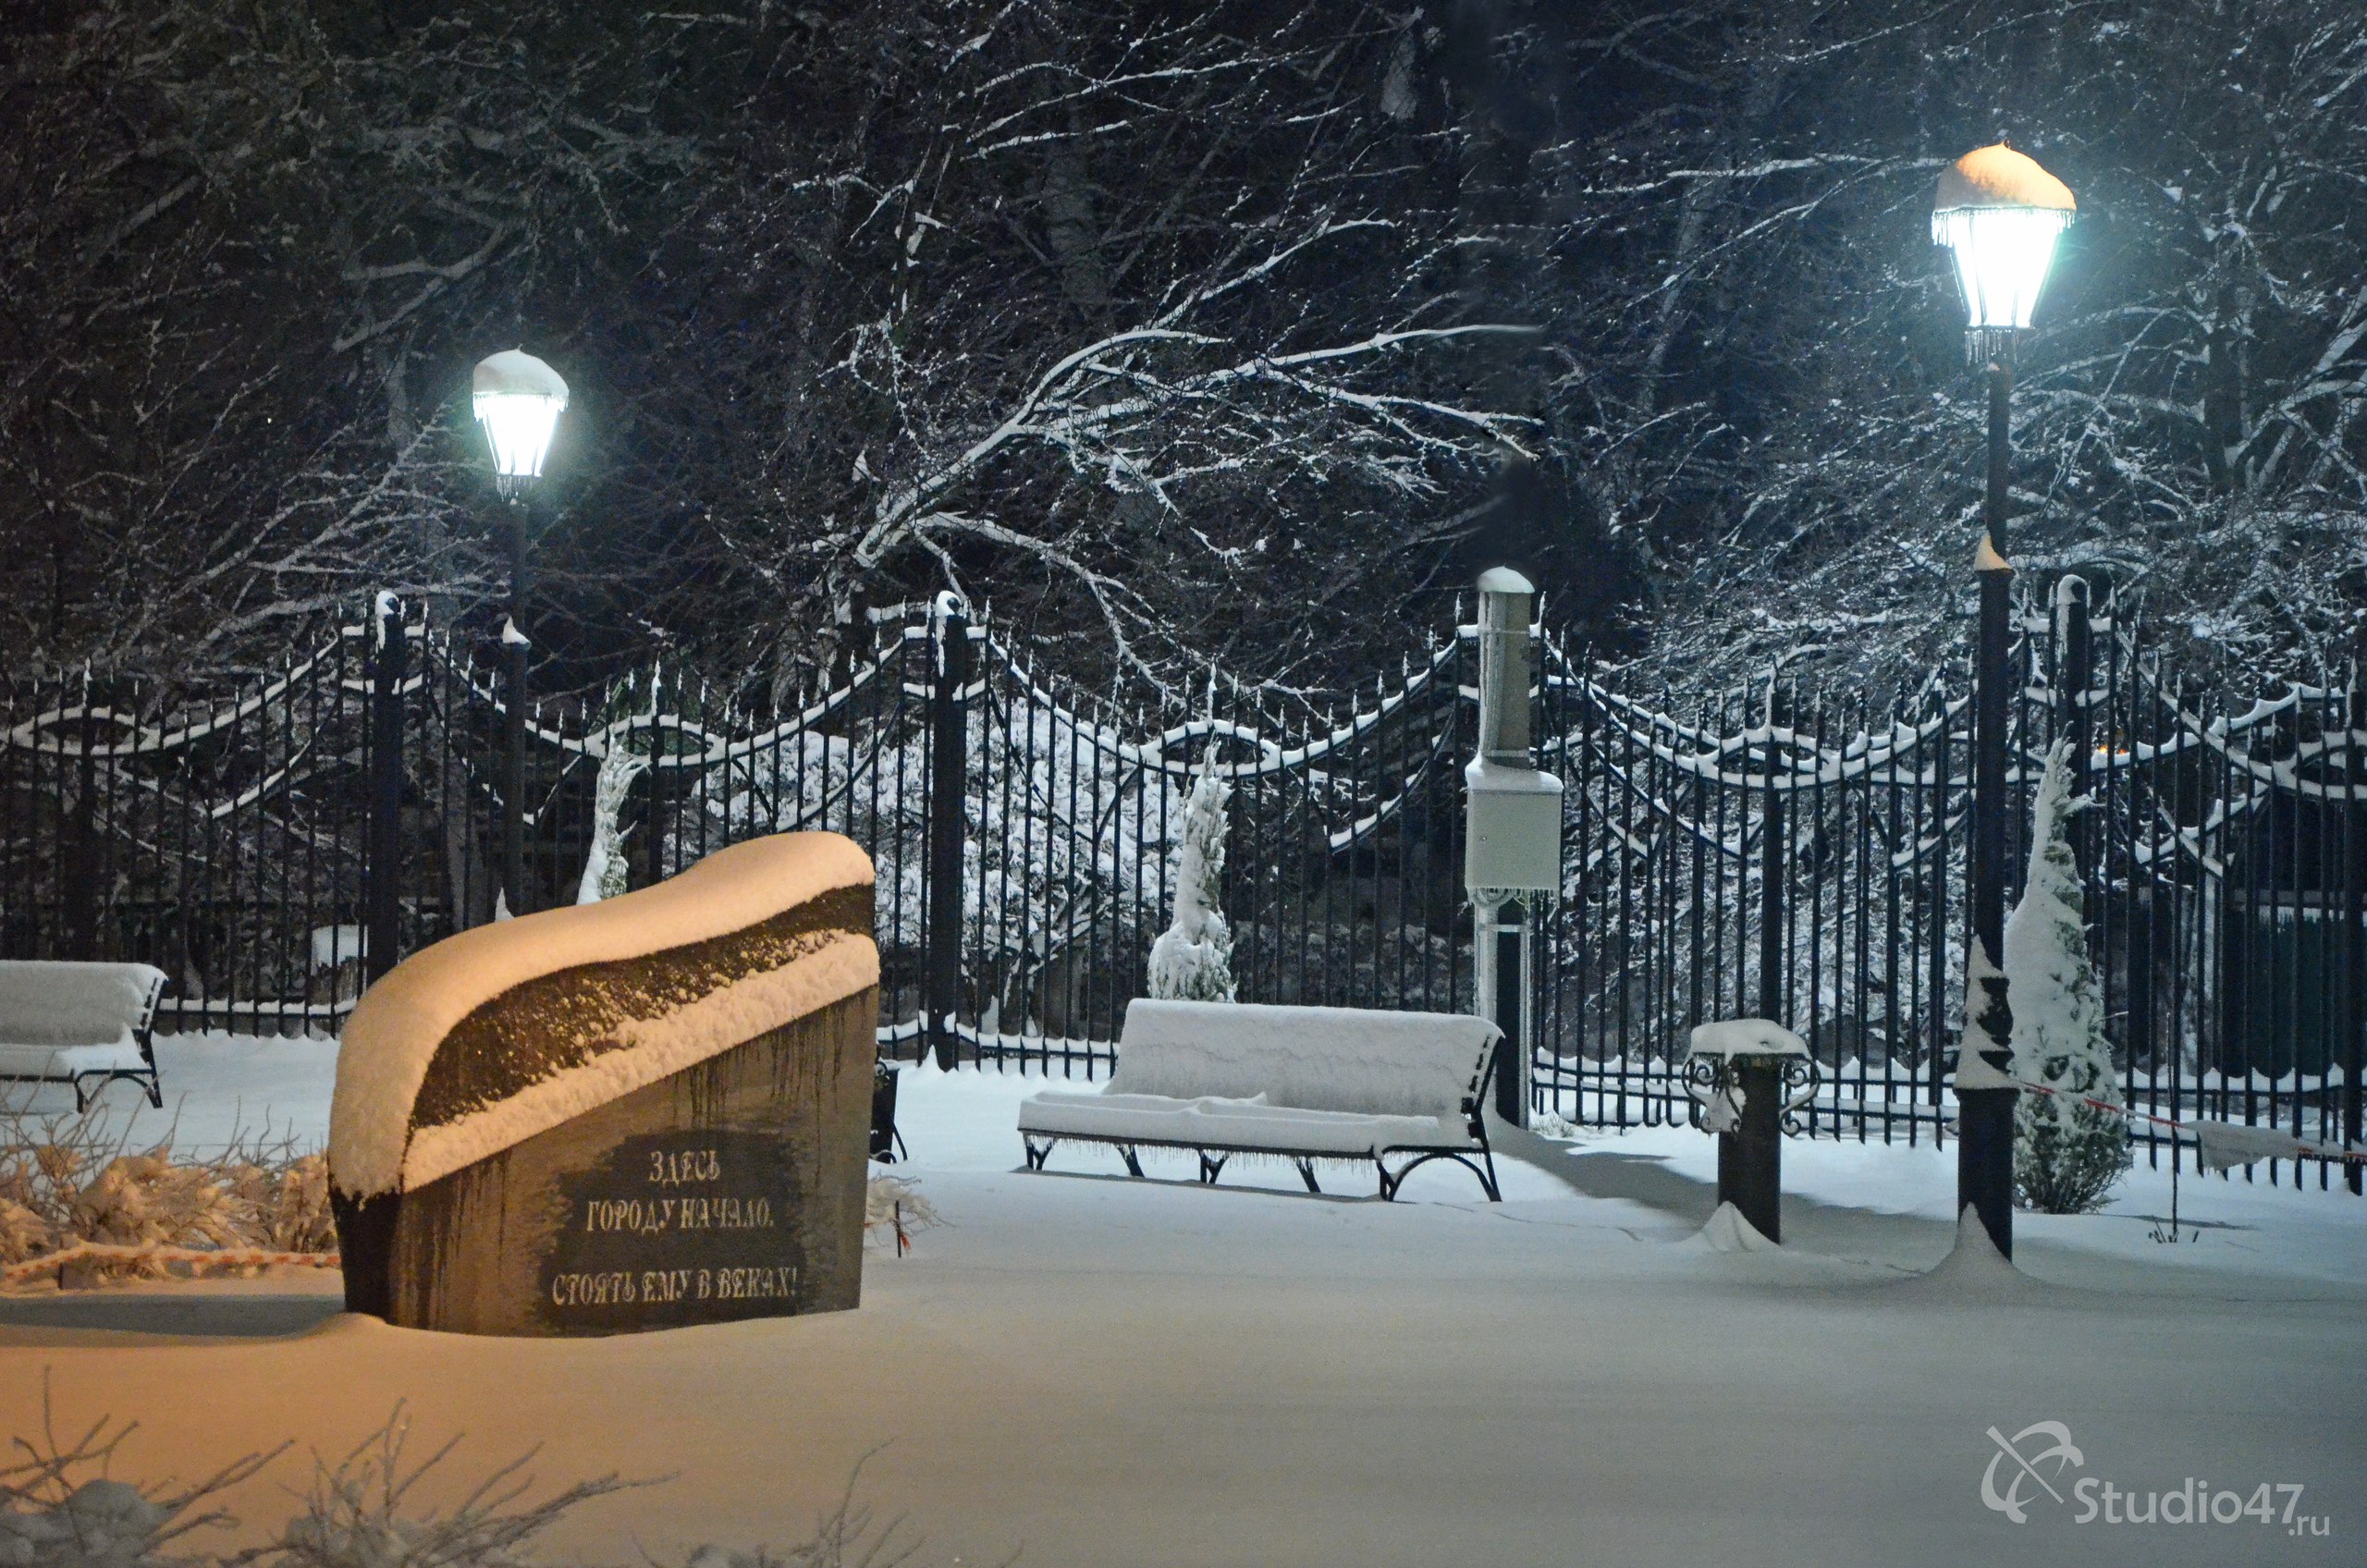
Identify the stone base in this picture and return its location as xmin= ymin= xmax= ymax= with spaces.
xmin=335 ymin=987 xmax=874 ymax=1336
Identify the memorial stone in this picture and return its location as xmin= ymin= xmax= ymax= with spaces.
xmin=328 ymin=833 xmax=877 ymax=1336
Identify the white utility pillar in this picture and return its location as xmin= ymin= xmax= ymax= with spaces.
xmin=1464 ymin=566 xmax=1562 ymax=1127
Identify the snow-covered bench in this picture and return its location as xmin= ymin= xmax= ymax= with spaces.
xmin=1017 ymin=999 xmax=1502 ymax=1201
xmin=0 ymin=961 xmax=167 ymax=1110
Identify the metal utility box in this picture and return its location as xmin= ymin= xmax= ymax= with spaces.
xmin=1464 ymin=759 xmax=1564 ymax=897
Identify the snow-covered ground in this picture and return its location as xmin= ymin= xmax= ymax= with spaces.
xmin=2 ymin=1035 xmax=2361 ymax=1566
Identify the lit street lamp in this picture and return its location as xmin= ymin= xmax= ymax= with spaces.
xmin=1932 ymin=144 xmax=2076 ymax=1260
xmin=472 ymin=349 xmax=570 ymax=919
xmin=473 ymin=349 xmax=570 ymax=501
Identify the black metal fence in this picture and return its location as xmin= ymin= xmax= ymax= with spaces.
xmin=2 ymin=584 xmax=2359 ymax=1190
xmin=1536 ymin=584 xmax=2363 ymax=1190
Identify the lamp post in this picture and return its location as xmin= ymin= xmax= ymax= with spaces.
xmin=1932 ymin=144 xmax=2075 ymax=1259
xmin=472 ymin=349 xmax=570 ymax=920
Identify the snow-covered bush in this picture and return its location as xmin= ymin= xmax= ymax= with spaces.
xmin=0 ymin=1108 xmax=334 ymax=1281
xmin=1146 ymin=757 xmax=1235 ymax=1002
xmin=865 ymin=1173 xmax=942 ymax=1254
xmin=2004 ymin=741 xmax=2129 ymax=1214
xmin=1 ymin=1379 xmax=270 ymax=1568
xmin=265 ymin=1412 xmax=635 ymax=1568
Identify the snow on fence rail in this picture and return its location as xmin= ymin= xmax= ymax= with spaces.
xmin=0 ymin=588 xmax=2359 ymax=1188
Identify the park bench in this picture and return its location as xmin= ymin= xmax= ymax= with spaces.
xmin=1017 ymin=998 xmax=1502 ymax=1200
xmin=0 ymin=961 xmax=167 ymax=1110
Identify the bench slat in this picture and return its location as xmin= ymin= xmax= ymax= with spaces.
xmin=1107 ymin=998 xmax=1495 ymax=1119
xmin=0 ymin=961 xmax=168 ymax=1048
xmin=0 ymin=960 xmax=166 ymax=1109
xmin=1020 ymin=1089 xmax=1471 ymax=1158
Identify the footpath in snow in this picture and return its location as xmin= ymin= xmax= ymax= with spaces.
xmin=1 ymin=1034 xmax=2361 ymax=1568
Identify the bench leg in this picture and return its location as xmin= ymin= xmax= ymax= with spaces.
xmin=1378 ymin=1150 xmax=1502 ymax=1203
xmin=1294 ymin=1158 xmax=1321 ymax=1194
xmin=1023 ymin=1137 xmax=1051 ymax=1171
xmin=1197 ymin=1152 xmax=1227 ymax=1185
xmin=1119 ymin=1145 xmax=1145 ymax=1179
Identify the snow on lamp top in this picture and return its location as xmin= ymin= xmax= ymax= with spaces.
xmin=472 ymin=349 xmax=570 ymax=497
xmin=1932 ymin=145 xmax=2076 ymax=337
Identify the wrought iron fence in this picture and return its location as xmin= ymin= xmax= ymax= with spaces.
xmin=1537 ymin=585 xmax=2364 ymax=1192
xmin=1 ymin=583 xmax=2358 ymax=1192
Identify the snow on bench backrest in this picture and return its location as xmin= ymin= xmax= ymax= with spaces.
xmin=328 ymin=833 xmax=876 ymax=1201
xmin=1110 ymin=999 xmax=1499 ymax=1121
xmin=0 ymin=962 xmax=166 ymax=1048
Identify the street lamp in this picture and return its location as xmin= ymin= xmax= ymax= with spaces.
xmin=1932 ymin=144 xmax=2075 ymax=1260
xmin=472 ymin=349 xmax=570 ymax=502
xmin=472 ymin=349 xmax=569 ymax=919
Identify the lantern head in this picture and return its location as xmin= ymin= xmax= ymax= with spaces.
xmin=1932 ymin=145 xmax=2076 ymax=359
xmin=472 ymin=349 xmax=570 ymax=498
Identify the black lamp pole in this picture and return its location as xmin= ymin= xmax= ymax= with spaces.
xmin=472 ymin=349 xmax=566 ymax=924
xmin=501 ymin=496 xmax=531 ymax=920
xmin=1932 ymin=145 xmax=2075 ymax=1260
xmin=1960 ymin=348 xmax=2019 ymax=1259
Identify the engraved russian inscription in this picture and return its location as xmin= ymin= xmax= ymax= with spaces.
xmin=540 ymin=1127 xmax=810 ymax=1330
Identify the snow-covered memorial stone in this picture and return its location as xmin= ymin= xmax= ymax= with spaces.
xmin=327 ymin=834 xmax=877 ymax=1336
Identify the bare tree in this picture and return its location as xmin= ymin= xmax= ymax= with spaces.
xmin=644 ymin=1 xmax=1542 ymax=700
xmin=1513 ymin=0 xmax=2367 ymax=686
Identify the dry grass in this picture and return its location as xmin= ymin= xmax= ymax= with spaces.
xmin=3 ymin=1382 xmax=985 ymax=1568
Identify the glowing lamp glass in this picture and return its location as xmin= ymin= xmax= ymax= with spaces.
xmin=472 ymin=349 xmax=569 ymax=498
xmin=1932 ymin=205 xmax=2072 ymax=333
xmin=474 ymin=391 xmax=564 ymax=487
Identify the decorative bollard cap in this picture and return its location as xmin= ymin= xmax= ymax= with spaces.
xmin=1683 ymin=1019 xmax=1817 ymax=1137
xmin=1686 ymin=1018 xmax=1809 ymax=1058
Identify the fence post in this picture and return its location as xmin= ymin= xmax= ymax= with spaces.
xmin=502 ymin=660 xmax=530 ymax=919
xmin=2055 ymin=575 xmax=2093 ymax=868
xmin=926 ymin=597 xmax=972 ymax=1070
xmin=1759 ymin=684 xmax=1788 ymax=1022
xmin=836 ymin=586 xmax=869 ymax=695
xmin=2349 ymin=676 xmax=2365 ymax=1194
xmin=638 ymin=671 xmax=668 ymax=892
xmin=65 ymin=671 xmax=100 ymax=960
xmin=1723 ymin=685 xmax=1790 ymax=1236
xmin=364 ymin=594 xmax=407 ymax=986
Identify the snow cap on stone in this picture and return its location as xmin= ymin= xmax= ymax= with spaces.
xmin=330 ymin=832 xmax=874 ymax=1199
